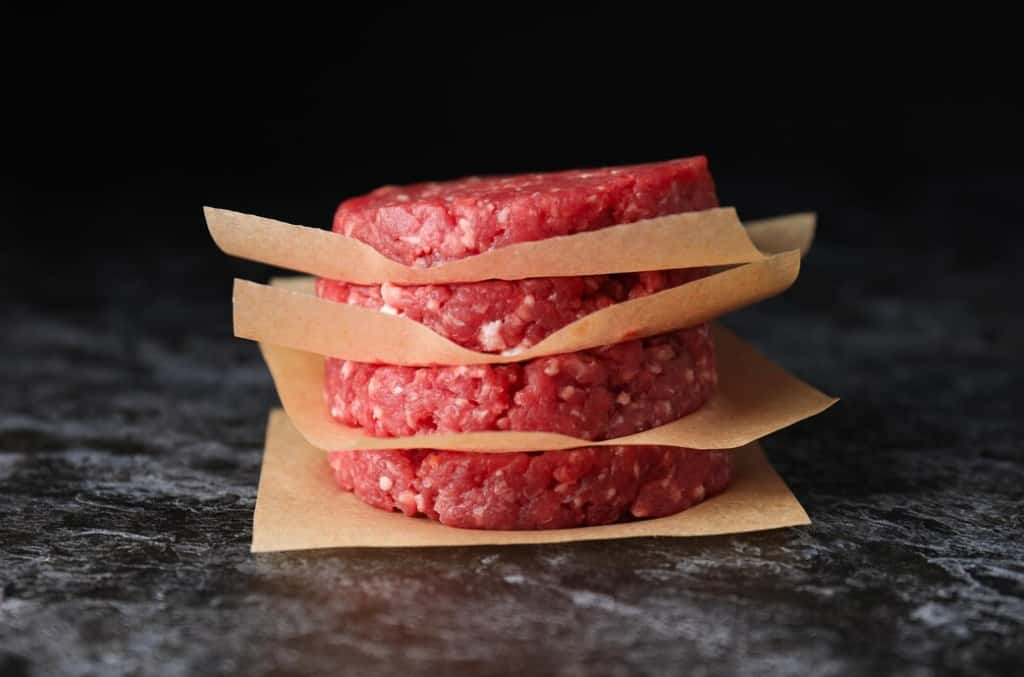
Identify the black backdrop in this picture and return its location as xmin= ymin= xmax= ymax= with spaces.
xmin=6 ymin=4 xmax=1022 ymax=282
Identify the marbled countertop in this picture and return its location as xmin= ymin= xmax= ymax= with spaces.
xmin=1 ymin=210 xmax=1022 ymax=676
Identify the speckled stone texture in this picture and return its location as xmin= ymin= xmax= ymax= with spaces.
xmin=2 ymin=185 xmax=1023 ymax=676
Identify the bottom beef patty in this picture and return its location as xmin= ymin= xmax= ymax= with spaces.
xmin=328 ymin=446 xmax=733 ymax=530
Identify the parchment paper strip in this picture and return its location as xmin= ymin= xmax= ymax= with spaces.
xmin=251 ymin=409 xmax=811 ymax=551
xmin=256 ymin=324 xmax=837 ymax=453
xmin=207 ymin=206 xmax=771 ymax=284
xmin=234 ymin=251 xmax=800 ymax=366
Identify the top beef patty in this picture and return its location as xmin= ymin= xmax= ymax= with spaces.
xmin=334 ymin=156 xmax=718 ymax=266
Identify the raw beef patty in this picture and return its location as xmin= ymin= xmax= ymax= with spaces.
xmin=317 ymin=268 xmax=707 ymax=353
xmin=333 ymin=155 xmax=718 ymax=266
xmin=329 ymin=445 xmax=733 ymax=530
xmin=325 ymin=325 xmax=716 ymax=440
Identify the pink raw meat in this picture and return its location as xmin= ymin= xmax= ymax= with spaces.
xmin=329 ymin=445 xmax=733 ymax=530
xmin=333 ymin=155 xmax=718 ymax=266
xmin=325 ymin=325 xmax=716 ymax=440
xmin=317 ymin=268 xmax=708 ymax=354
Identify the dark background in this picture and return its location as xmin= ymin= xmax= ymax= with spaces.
xmin=3 ymin=5 xmax=1023 ymax=676
xmin=6 ymin=4 xmax=1023 ymax=255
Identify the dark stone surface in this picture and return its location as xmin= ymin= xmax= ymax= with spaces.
xmin=1 ymin=196 xmax=1023 ymax=676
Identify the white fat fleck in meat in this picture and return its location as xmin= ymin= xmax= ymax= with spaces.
xmin=394 ymin=193 xmax=410 ymax=202
xmin=378 ymin=476 xmax=393 ymax=491
xmin=414 ymin=493 xmax=426 ymax=512
xmin=392 ymin=385 xmax=404 ymax=395
xmin=692 ymin=484 xmax=706 ymax=501
xmin=605 ymin=488 xmax=617 ymax=499
xmin=500 ymin=346 xmax=524 ymax=357
xmin=341 ymin=362 xmax=354 ymax=377
xmin=372 ymin=406 xmax=383 ymax=421
xmin=397 ymin=490 xmax=417 ymax=512
xmin=496 ymin=207 xmax=511 ymax=224
xmin=616 ymin=392 xmax=631 ymax=406
xmin=543 ymin=361 xmax=560 ymax=376
xmin=379 ymin=304 xmax=399 ymax=316
xmin=558 ymin=385 xmax=576 ymax=401
xmin=398 ymin=234 xmax=421 ymax=244
xmin=514 ymin=294 xmax=536 ymax=320
xmin=330 ymin=405 xmax=345 ymax=418
xmin=380 ymin=281 xmax=403 ymax=305
xmin=478 ymin=320 xmax=504 ymax=352
xmin=647 ymin=362 xmax=663 ymax=375
xmin=457 ymin=217 xmax=476 ymax=249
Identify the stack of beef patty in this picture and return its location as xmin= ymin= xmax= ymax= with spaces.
xmin=316 ymin=157 xmax=734 ymax=530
